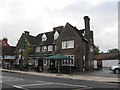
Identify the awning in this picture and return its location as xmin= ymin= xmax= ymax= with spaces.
xmin=44 ymin=54 xmax=72 ymax=74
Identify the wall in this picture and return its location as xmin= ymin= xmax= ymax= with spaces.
xmin=102 ymin=60 xmax=119 ymax=67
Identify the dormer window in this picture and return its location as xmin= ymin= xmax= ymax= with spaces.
xmin=42 ymin=34 xmax=47 ymax=41
xmin=54 ymin=31 xmax=59 ymax=40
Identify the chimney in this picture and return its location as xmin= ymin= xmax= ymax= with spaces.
xmin=2 ymin=37 xmax=8 ymax=43
xmin=90 ymin=31 xmax=94 ymax=43
xmin=84 ymin=16 xmax=91 ymax=38
xmin=24 ymin=31 xmax=30 ymax=35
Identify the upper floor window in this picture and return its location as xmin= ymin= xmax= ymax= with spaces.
xmin=62 ymin=40 xmax=74 ymax=49
xmin=36 ymin=46 xmax=40 ymax=52
xmin=42 ymin=34 xmax=47 ymax=41
xmin=42 ymin=46 xmax=47 ymax=52
xmin=48 ymin=45 xmax=53 ymax=51
xmin=54 ymin=31 xmax=59 ymax=40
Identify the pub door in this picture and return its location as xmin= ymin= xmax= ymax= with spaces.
xmin=49 ymin=60 xmax=56 ymax=72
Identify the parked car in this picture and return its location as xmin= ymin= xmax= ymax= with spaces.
xmin=110 ymin=63 xmax=120 ymax=74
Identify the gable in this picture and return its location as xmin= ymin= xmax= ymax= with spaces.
xmin=57 ymin=23 xmax=83 ymax=41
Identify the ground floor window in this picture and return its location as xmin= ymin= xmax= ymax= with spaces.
xmin=62 ymin=55 xmax=74 ymax=66
xmin=35 ymin=59 xmax=38 ymax=65
xmin=43 ymin=59 xmax=48 ymax=65
xmin=29 ymin=58 xmax=34 ymax=65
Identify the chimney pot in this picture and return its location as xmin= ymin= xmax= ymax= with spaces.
xmin=84 ymin=16 xmax=90 ymax=20
xmin=24 ymin=31 xmax=30 ymax=35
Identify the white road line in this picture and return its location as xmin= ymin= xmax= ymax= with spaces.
xmin=13 ymin=85 xmax=29 ymax=90
xmin=2 ymin=76 xmax=24 ymax=81
xmin=18 ymin=83 xmax=53 ymax=87
xmin=3 ymin=79 xmax=23 ymax=82
xmin=54 ymin=82 xmax=87 ymax=88
xmin=34 ymin=81 xmax=87 ymax=88
xmin=37 ymin=80 xmax=46 ymax=83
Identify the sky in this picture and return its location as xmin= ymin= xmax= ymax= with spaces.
xmin=0 ymin=0 xmax=119 ymax=52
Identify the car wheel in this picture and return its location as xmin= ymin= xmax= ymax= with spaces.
xmin=114 ymin=68 xmax=120 ymax=74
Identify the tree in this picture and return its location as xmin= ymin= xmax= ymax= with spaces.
xmin=17 ymin=37 xmax=34 ymax=66
xmin=94 ymin=45 xmax=100 ymax=55
xmin=107 ymin=48 xmax=120 ymax=53
xmin=22 ymin=37 xmax=34 ymax=65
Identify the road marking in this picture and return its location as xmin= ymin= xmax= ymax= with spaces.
xmin=2 ymin=76 xmax=23 ymax=82
xmin=37 ymin=81 xmax=45 ymax=82
xmin=2 ymin=76 xmax=23 ymax=81
xmin=54 ymin=82 xmax=87 ymax=88
xmin=13 ymin=85 xmax=29 ymax=90
xmin=18 ymin=83 xmax=53 ymax=87
xmin=37 ymin=81 xmax=87 ymax=88
xmin=3 ymin=79 xmax=23 ymax=82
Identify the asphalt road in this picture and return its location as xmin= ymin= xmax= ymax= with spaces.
xmin=1 ymin=71 xmax=119 ymax=90
xmin=73 ymin=68 xmax=119 ymax=78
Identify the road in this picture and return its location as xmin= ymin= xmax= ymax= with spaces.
xmin=1 ymin=71 xmax=119 ymax=90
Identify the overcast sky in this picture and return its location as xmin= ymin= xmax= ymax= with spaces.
xmin=0 ymin=0 xmax=119 ymax=52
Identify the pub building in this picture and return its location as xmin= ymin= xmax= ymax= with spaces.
xmin=16 ymin=16 xmax=94 ymax=73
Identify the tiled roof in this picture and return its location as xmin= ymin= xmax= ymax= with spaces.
xmin=23 ymin=23 xmax=88 ymax=46
xmin=2 ymin=46 xmax=16 ymax=56
xmin=28 ymin=26 xmax=64 ymax=46
xmin=64 ymin=23 xmax=88 ymax=42
xmin=94 ymin=53 xmax=120 ymax=60
xmin=23 ymin=33 xmax=36 ymax=45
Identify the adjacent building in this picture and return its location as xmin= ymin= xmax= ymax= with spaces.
xmin=0 ymin=38 xmax=16 ymax=69
xmin=94 ymin=53 xmax=120 ymax=69
xmin=16 ymin=16 xmax=94 ymax=73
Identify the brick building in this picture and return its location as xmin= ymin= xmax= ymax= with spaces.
xmin=0 ymin=38 xmax=16 ymax=69
xmin=16 ymin=16 xmax=94 ymax=73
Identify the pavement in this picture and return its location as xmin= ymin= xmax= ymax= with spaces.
xmin=0 ymin=68 xmax=119 ymax=83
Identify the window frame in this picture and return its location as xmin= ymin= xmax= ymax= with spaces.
xmin=62 ymin=55 xmax=74 ymax=66
xmin=42 ymin=34 xmax=47 ymax=41
xmin=42 ymin=46 xmax=47 ymax=52
xmin=62 ymin=40 xmax=74 ymax=49
xmin=43 ymin=59 xmax=48 ymax=65
xmin=36 ymin=46 xmax=40 ymax=52
xmin=48 ymin=45 xmax=53 ymax=51
xmin=54 ymin=31 xmax=59 ymax=40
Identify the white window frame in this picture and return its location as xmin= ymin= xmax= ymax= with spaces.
xmin=48 ymin=45 xmax=53 ymax=51
xmin=62 ymin=55 xmax=74 ymax=66
xmin=35 ymin=59 xmax=38 ymax=65
xmin=83 ymin=55 xmax=85 ymax=60
xmin=17 ymin=54 xmax=21 ymax=65
xmin=62 ymin=40 xmax=74 ymax=49
xmin=42 ymin=46 xmax=47 ymax=52
xmin=36 ymin=46 xmax=40 ymax=52
xmin=43 ymin=59 xmax=48 ymax=65
xmin=54 ymin=31 xmax=59 ymax=40
xmin=42 ymin=34 xmax=47 ymax=41
xmin=29 ymin=59 xmax=33 ymax=65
